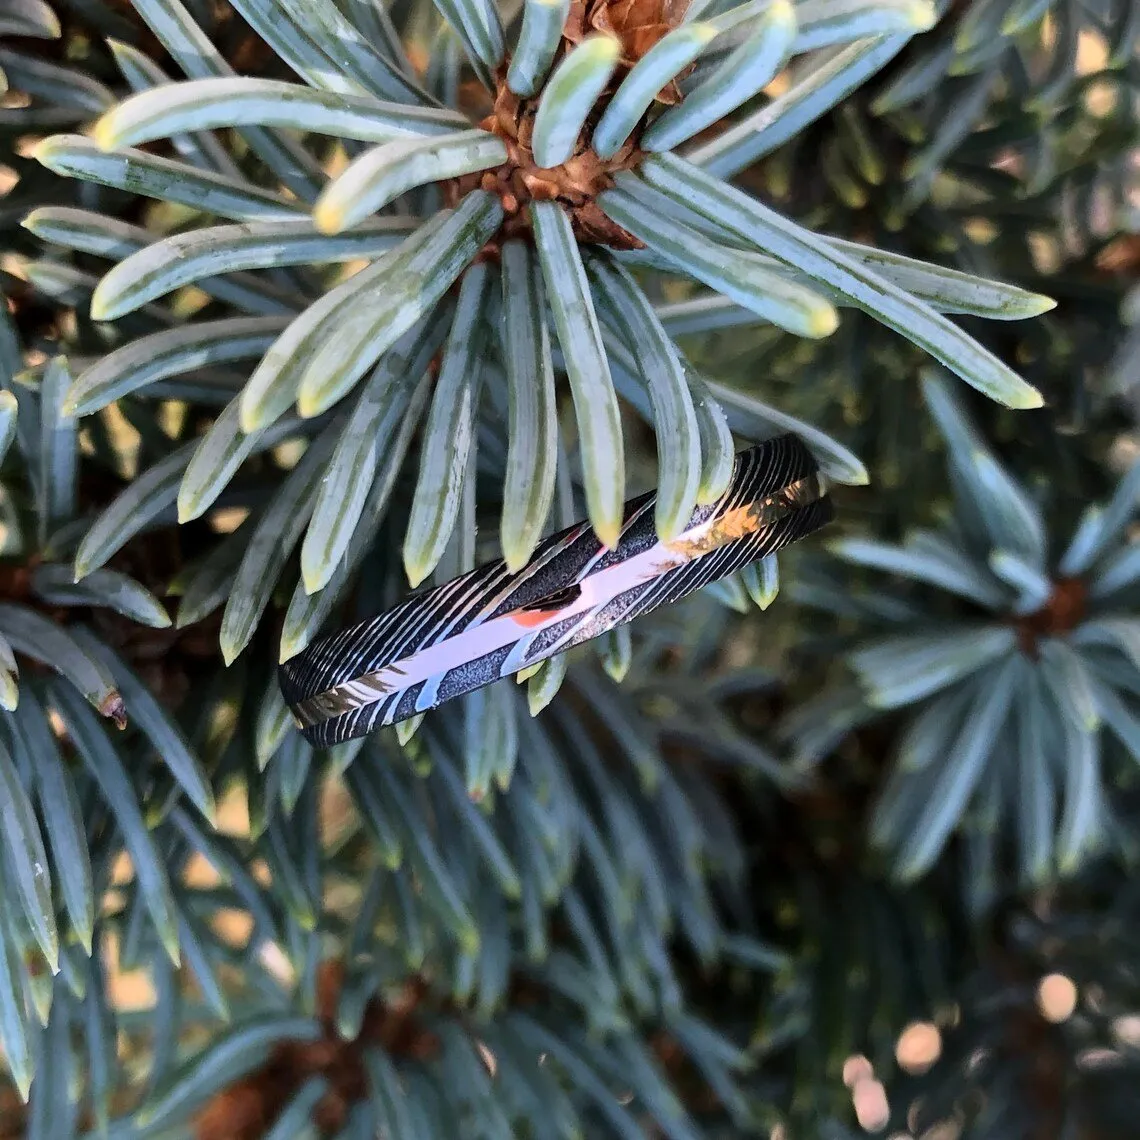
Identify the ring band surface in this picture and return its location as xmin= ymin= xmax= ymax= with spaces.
xmin=281 ymin=434 xmax=832 ymax=745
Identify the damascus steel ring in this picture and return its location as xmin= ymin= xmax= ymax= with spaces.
xmin=280 ymin=434 xmax=833 ymax=745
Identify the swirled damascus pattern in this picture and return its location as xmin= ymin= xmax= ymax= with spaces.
xmin=281 ymin=435 xmax=832 ymax=744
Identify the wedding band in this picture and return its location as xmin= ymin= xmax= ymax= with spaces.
xmin=280 ymin=433 xmax=832 ymax=745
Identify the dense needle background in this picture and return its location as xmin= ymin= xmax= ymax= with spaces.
xmin=0 ymin=0 xmax=1138 ymax=1137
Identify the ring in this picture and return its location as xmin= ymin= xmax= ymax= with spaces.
xmin=280 ymin=433 xmax=832 ymax=745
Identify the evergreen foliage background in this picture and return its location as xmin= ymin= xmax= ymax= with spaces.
xmin=0 ymin=0 xmax=1137 ymax=1136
